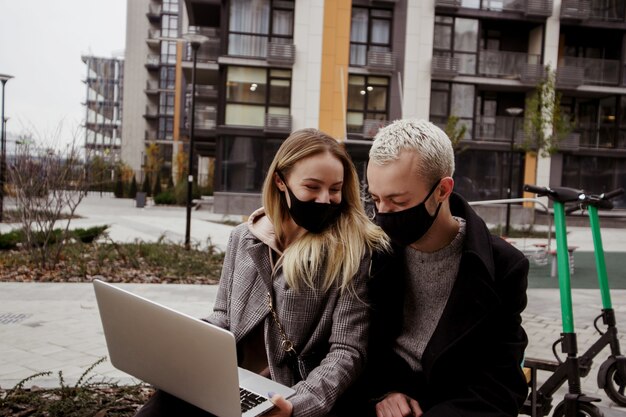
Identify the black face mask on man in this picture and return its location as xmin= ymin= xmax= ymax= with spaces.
xmin=278 ymin=172 xmax=342 ymax=234
xmin=374 ymin=179 xmax=442 ymax=246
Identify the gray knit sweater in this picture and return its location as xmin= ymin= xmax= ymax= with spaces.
xmin=394 ymin=217 xmax=467 ymax=371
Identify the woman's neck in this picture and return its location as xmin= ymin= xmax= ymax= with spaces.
xmin=279 ymin=217 xmax=306 ymax=250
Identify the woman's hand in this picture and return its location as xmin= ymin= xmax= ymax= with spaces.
xmin=265 ymin=393 xmax=294 ymax=417
xmin=375 ymin=392 xmax=423 ymax=417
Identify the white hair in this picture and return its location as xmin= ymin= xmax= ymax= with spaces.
xmin=369 ymin=119 xmax=455 ymax=184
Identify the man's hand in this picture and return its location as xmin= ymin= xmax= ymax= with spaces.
xmin=265 ymin=393 xmax=293 ymax=417
xmin=375 ymin=392 xmax=423 ymax=417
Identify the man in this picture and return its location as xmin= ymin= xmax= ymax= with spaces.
xmin=364 ymin=119 xmax=529 ymax=417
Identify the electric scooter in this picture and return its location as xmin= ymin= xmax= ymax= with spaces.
xmin=521 ymin=185 xmax=626 ymax=417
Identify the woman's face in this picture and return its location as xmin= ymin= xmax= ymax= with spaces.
xmin=277 ymin=151 xmax=344 ymax=205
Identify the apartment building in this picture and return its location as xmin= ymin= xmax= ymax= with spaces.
xmin=82 ymin=55 xmax=124 ymax=161
xmin=121 ymin=0 xmax=626 ymax=214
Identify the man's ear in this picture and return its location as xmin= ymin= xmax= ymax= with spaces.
xmin=438 ymin=177 xmax=455 ymax=201
xmin=274 ymin=172 xmax=286 ymax=192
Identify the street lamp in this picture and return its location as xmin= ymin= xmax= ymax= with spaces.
xmin=505 ymin=107 xmax=523 ymax=236
xmin=183 ymin=33 xmax=208 ymax=250
xmin=0 ymin=73 xmax=14 ymax=224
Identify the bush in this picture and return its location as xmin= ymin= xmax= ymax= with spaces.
xmin=114 ymin=176 xmax=124 ymax=198
xmin=153 ymin=172 xmax=162 ymax=196
xmin=72 ymin=225 xmax=109 ymax=243
xmin=0 ymin=229 xmax=23 ymax=250
xmin=174 ymin=178 xmax=200 ymax=205
xmin=153 ymin=191 xmax=177 ymax=205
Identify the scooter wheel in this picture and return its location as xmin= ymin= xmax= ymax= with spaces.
xmin=603 ymin=360 xmax=626 ymax=406
xmin=552 ymin=401 xmax=603 ymax=417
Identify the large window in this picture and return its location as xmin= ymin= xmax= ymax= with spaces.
xmin=161 ymin=14 xmax=178 ymax=38
xmin=454 ymin=149 xmax=524 ymax=201
xmin=160 ymin=41 xmax=177 ymax=65
xmin=562 ymin=95 xmax=626 ymax=150
xmin=225 ymin=67 xmax=291 ymax=127
xmin=350 ymin=7 xmax=392 ymax=67
xmin=429 ymin=81 xmax=474 ymax=139
xmin=347 ymin=75 xmax=389 ymax=134
xmin=562 ymin=155 xmax=626 ymax=209
xmin=219 ymin=137 xmax=283 ymax=192
xmin=433 ymin=16 xmax=478 ymax=75
xmin=228 ymin=0 xmax=294 ymax=58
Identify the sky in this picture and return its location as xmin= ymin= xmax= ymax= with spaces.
xmin=0 ymin=0 xmax=127 ymax=149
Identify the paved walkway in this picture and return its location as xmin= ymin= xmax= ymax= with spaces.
xmin=1 ymin=194 xmax=626 ymax=416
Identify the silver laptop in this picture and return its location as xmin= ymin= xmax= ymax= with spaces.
xmin=93 ymin=279 xmax=295 ymax=417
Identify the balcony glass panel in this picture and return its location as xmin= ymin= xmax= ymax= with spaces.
xmin=225 ymin=104 xmax=265 ymax=126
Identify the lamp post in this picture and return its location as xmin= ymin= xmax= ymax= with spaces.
xmin=183 ymin=33 xmax=208 ymax=250
xmin=0 ymin=74 xmax=14 ymax=223
xmin=505 ymin=107 xmax=523 ymax=236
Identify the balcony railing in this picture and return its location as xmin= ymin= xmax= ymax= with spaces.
xmin=188 ymin=84 xmax=218 ymax=99
xmin=478 ymin=50 xmax=542 ymax=80
xmin=436 ymin=0 xmax=553 ymax=16
xmin=475 ymin=116 xmax=525 ymax=144
xmin=185 ymin=39 xmax=220 ymax=63
xmin=267 ymin=42 xmax=296 ymax=65
xmin=561 ymin=0 xmax=625 ymax=21
xmin=431 ymin=54 xmax=460 ymax=78
xmin=366 ymin=50 xmax=395 ymax=72
xmin=557 ymin=56 xmax=621 ymax=87
xmin=264 ymin=114 xmax=292 ymax=133
xmin=363 ymin=119 xmax=391 ymax=139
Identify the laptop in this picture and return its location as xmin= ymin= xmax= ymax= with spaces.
xmin=93 ymin=279 xmax=295 ymax=417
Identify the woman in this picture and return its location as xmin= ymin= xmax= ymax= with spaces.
xmin=135 ymin=128 xmax=388 ymax=417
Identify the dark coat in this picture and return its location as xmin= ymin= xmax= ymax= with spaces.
xmin=357 ymin=192 xmax=529 ymax=417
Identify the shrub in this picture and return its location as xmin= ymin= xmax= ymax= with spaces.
xmin=114 ymin=175 xmax=124 ymax=198
xmin=174 ymin=178 xmax=200 ymax=205
xmin=72 ymin=225 xmax=109 ymax=243
xmin=153 ymin=172 xmax=162 ymax=196
xmin=154 ymin=191 xmax=177 ymax=205
xmin=0 ymin=229 xmax=23 ymax=250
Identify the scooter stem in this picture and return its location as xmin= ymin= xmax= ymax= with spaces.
xmin=588 ymin=205 xmax=612 ymax=310
xmin=554 ymin=201 xmax=575 ymax=334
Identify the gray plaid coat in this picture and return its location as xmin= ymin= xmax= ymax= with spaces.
xmin=206 ymin=223 xmax=371 ymax=417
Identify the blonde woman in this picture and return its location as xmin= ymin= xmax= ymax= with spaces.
xmin=134 ymin=128 xmax=388 ymax=417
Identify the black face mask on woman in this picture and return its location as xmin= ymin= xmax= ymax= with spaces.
xmin=374 ymin=179 xmax=442 ymax=246
xmin=278 ymin=172 xmax=342 ymax=234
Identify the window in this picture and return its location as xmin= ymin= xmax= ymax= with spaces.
xmin=562 ymin=155 xmax=626 ymax=209
xmin=158 ymin=117 xmax=174 ymax=140
xmin=219 ymin=137 xmax=283 ymax=192
xmin=159 ymin=92 xmax=175 ymax=116
xmin=161 ymin=14 xmax=178 ymax=38
xmin=160 ymin=66 xmax=176 ymax=90
xmin=161 ymin=41 xmax=177 ymax=65
xmin=225 ymin=67 xmax=291 ymax=127
xmin=429 ymin=81 xmax=474 ymax=139
xmin=228 ymin=0 xmax=294 ymax=58
xmin=350 ymin=7 xmax=392 ymax=67
xmin=163 ymin=0 xmax=179 ymax=14
xmin=347 ymin=75 xmax=389 ymax=134
xmin=433 ymin=16 xmax=478 ymax=75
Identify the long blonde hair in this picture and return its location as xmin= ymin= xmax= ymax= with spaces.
xmin=262 ymin=128 xmax=389 ymax=293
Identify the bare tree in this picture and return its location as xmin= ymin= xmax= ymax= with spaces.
xmin=8 ymin=138 xmax=91 ymax=269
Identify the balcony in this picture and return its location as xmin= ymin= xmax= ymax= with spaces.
xmin=147 ymin=29 xmax=161 ymax=46
xmin=436 ymin=0 xmax=553 ymax=16
xmin=188 ymin=84 xmax=218 ymax=99
xmin=264 ymin=114 xmax=292 ymax=133
xmin=363 ymin=119 xmax=391 ymax=139
xmin=267 ymin=42 xmax=296 ymax=66
xmin=145 ymin=80 xmax=159 ymax=94
xmin=474 ymin=116 xmax=525 ymax=144
xmin=561 ymin=0 xmax=625 ymax=22
xmin=184 ymin=106 xmax=217 ymax=134
xmin=366 ymin=50 xmax=395 ymax=72
xmin=144 ymin=105 xmax=159 ymax=119
xmin=146 ymin=3 xmax=162 ymax=21
xmin=145 ymin=54 xmax=160 ymax=70
xmin=478 ymin=50 xmax=542 ymax=81
xmin=185 ymin=38 xmax=220 ymax=63
xmin=431 ymin=55 xmax=460 ymax=78
xmin=556 ymin=56 xmax=621 ymax=87
xmin=559 ymin=132 xmax=581 ymax=150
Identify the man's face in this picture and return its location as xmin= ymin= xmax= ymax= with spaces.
xmin=367 ymin=150 xmax=436 ymax=214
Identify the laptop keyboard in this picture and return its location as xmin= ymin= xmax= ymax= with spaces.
xmin=240 ymin=387 xmax=268 ymax=413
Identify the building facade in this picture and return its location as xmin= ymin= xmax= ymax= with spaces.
xmin=82 ymin=55 xmax=124 ymax=161
xmin=121 ymin=0 xmax=626 ymax=214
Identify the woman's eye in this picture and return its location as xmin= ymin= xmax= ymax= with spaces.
xmin=330 ymin=189 xmax=341 ymax=194
xmin=305 ymin=185 xmax=319 ymax=190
